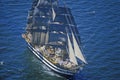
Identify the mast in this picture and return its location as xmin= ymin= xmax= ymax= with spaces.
xmin=61 ymin=1 xmax=87 ymax=64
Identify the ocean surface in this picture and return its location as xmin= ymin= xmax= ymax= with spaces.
xmin=0 ymin=0 xmax=120 ymax=80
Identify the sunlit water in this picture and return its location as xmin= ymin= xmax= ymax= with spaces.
xmin=0 ymin=0 xmax=120 ymax=80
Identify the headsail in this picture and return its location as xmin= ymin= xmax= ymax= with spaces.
xmin=67 ymin=34 xmax=78 ymax=65
xmin=72 ymin=32 xmax=87 ymax=64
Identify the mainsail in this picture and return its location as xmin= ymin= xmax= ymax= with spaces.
xmin=67 ymin=34 xmax=78 ymax=65
xmin=72 ymin=32 xmax=87 ymax=64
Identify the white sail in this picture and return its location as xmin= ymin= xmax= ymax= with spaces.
xmin=33 ymin=7 xmax=39 ymax=15
xmin=36 ymin=0 xmax=41 ymax=7
xmin=67 ymin=34 xmax=78 ymax=65
xmin=45 ymin=31 xmax=49 ymax=44
xmin=72 ymin=32 xmax=87 ymax=64
xmin=40 ymin=32 xmax=46 ymax=44
xmin=52 ymin=8 xmax=56 ymax=21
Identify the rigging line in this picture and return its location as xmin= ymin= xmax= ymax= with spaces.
xmin=29 ymin=1 xmax=37 ymax=29
xmin=50 ymin=0 xmax=52 ymax=8
xmin=62 ymin=2 xmax=80 ymax=44
xmin=59 ymin=0 xmax=78 ymax=36
xmin=59 ymin=0 xmax=72 ymax=30
xmin=66 ymin=11 xmax=87 ymax=61
xmin=59 ymin=0 xmax=67 ymax=8
xmin=82 ymin=26 xmax=102 ymax=48
xmin=60 ymin=0 xmax=87 ymax=62
xmin=61 ymin=0 xmax=97 ymax=51
xmin=59 ymin=0 xmax=72 ymax=55
xmin=60 ymin=1 xmax=75 ymax=58
xmin=64 ymin=3 xmax=87 ymax=61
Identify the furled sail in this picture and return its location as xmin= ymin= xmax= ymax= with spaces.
xmin=52 ymin=8 xmax=56 ymax=21
xmin=67 ymin=34 xmax=78 ymax=65
xmin=45 ymin=31 xmax=49 ymax=44
xmin=72 ymin=32 xmax=87 ymax=64
xmin=33 ymin=7 xmax=39 ymax=16
xmin=40 ymin=32 xmax=46 ymax=44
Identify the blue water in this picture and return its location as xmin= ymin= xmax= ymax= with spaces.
xmin=0 ymin=0 xmax=120 ymax=80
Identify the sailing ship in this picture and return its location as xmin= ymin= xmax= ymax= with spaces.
xmin=22 ymin=0 xmax=87 ymax=77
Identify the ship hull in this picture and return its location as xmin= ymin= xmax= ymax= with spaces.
xmin=27 ymin=43 xmax=75 ymax=78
